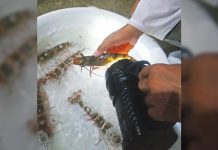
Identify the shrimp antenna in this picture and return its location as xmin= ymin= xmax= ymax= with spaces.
xmin=83 ymin=66 xmax=104 ymax=78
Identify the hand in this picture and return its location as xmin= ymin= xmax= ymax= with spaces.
xmin=138 ymin=64 xmax=181 ymax=123
xmin=93 ymin=24 xmax=142 ymax=57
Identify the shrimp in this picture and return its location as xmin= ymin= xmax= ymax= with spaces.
xmin=72 ymin=52 xmax=135 ymax=76
xmin=0 ymin=36 xmax=36 ymax=84
xmin=38 ymin=42 xmax=73 ymax=64
xmin=37 ymin=78 xmax=55 ymax=137
xmin=38 ymin=50 xmax=83 ymax=84
xmin=68 ymin=90 xmax=122 ymax=146
xmin=72 ymin=52 xmax=135 ymax=67
xmin=0 ymin=9 xmax=33 ymax=36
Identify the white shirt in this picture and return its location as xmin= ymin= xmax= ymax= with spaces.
xmin=128 ymin=0 xmax=181 ymax=40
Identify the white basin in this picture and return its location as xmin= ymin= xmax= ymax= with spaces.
xmin=37 ymin=7 xmax=180 ymax=150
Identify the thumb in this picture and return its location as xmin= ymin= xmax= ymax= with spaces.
xmin=93 ymin=44 xmax=108 ymax=57
xmin=93 ymin=50 xmax=103 ymax=57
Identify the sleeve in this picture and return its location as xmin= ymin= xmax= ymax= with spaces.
xmin=128 ymin=0 xmax=181 ymax=40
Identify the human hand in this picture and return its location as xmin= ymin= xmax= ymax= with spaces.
xmin=138 ymin=64 xmax=181 ymax=123
xmin=93 ymin=24 xmax=142 ymax=57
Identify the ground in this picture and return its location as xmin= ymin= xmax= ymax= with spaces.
xmin=38 ymin=0 xmax=134 ymax=18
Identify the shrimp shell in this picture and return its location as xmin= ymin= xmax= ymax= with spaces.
xmin=38 ymin=42 xmax=73 ymax=64
xmin=0 ymin=10 xmax=33 ymax=36
xmin=68 ymin=90 xmax=122 ymax=145
xmin=38 ymin=51 xmax=82 ymax=84
xmin=37 ymin=79 xmax=55 ymax=137
xmin=0 ymin=36 xmax=36 ymax=84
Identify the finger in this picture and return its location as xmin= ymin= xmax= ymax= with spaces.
xmin=93 ymin=43 xmax=108 ymax=57
xmin=138 ymin=66 xmax=150 ymax=81
xmin=146 ymin=95 xmax=164 ymax=121
xmin=93 ymin=50 xmax=104 ymax=57
xmin=144 ymin=94 xmax=156 ymax=106
xmin=144 ymin=95 xmax=154 ymax=108
xmin=138 ymin=79 xmax=149 ymax=93
xmin=148 ymin=107 xmax=163 ymax=121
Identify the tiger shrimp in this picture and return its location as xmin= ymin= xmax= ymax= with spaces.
xmin=37 ymin=78 xmax=55 ymax=137
xmin=38 ymin=51 xmax=82 ymax=84
xmin=72 ymin=52 xmax=135 ymax=76
xmin=0 ymin=9 xmax=33 ymax=36
xmin=68 ymin=90 xmax=122 ymax=147
xmin=38 ymin=42 xmax=73 ymax=64
xmin=0 ymin=36 xmax=36 ymax=84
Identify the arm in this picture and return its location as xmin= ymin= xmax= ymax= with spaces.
xmin=129 ymin=0 xmax=181 ymax=40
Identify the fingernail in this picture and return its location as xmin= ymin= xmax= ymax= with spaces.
xmin=93 ymin=51 xmax=101 ymax=57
